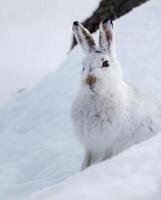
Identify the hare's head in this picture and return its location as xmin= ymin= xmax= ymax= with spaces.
xmin=73 ymin=18 xmax=122 ymax=93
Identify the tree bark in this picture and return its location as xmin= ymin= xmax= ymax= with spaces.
xmin=71 ymin=0 xmax=149 ymax=49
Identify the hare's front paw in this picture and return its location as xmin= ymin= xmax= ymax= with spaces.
xmin=80 ymin=151 xmax=91 ymax=171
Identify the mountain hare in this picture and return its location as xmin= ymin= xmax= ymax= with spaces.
xmin=71 ymin=18 xmax=161 ymax=170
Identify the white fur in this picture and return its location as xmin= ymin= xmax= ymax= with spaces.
xmin=71 ymin=19 xmax=161 ymax=170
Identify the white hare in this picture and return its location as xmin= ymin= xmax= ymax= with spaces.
xmin=71 ymin=18 xmax=161 ymax=170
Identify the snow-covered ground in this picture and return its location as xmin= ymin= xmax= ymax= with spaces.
xmin=0 ymin=0 xmax=161 ymax=199
xmin=29 ymin=133 xmax=161 ymax=200
xmin=0 ymin=0 xmax=99 ymax=105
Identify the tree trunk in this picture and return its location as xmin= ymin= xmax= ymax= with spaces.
xmin=71 ymin=0 xmax=149 ymax=49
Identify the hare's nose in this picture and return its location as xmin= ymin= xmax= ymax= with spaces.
xmin=86 ymin=75 xmax=96 ymax=87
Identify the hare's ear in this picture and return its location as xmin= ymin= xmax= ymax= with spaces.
xmin=73 ymin=21 xmax=96 ymax=53
xmin=99 ymin=18 xmax=113 ymax=52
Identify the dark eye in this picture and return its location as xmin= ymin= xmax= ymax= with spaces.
xmin=82 ymin=66 xmax=85 ymax=71
xmin=102 ymin=60 xmax=109 ymax=68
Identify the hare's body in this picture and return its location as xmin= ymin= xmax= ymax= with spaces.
xmin=72 ymin=80 xmax=161 ymax=167
xmin=71 ymin=19 xmax=161 ymax=170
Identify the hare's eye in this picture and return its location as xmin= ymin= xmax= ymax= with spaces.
xmin=102 ymin=60 xmax=109 ymax=68
xmin=82 ymin=66 xmax=85 ymax=71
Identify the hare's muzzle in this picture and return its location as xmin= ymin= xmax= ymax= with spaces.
xmin=86 ymin=75 xmax=96 ymax=88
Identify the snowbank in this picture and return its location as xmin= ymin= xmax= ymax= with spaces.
xmin=0 ymin=0 xmax=161 ymax=199
xmin=0 ymin=47 xmax=84 ymax=200
xmin=29 ymin=132 xmax=161 ymax=200
xmin=0 ymin=0 xmax=100 ymax=104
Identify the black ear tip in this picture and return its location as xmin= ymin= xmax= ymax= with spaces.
xmin=102 ymin=17 xmax=113 ymax=27
xmin=73 ymin=21 xmax=79 ymax=26
xmin=102 ymin=17 xmax=110 ymax=24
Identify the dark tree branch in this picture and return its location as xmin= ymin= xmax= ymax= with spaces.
xmin=70 ymin=0 xmax=149 ymax=50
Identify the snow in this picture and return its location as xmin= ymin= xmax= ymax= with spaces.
xmin=0 ymin=0 xmax=100 ymax=105
xmin=29 ymin=133 xmax=161 ymax=200
xmin=0 ymin=0 xmax=161 ymax=199
xmin=0 ymin=47 xmax=84 ymax=200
